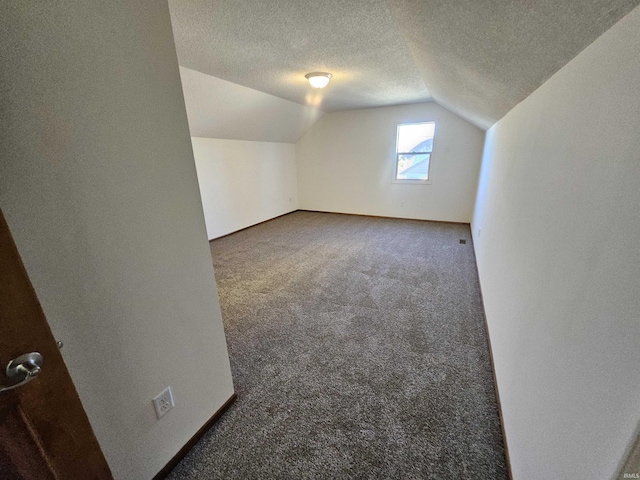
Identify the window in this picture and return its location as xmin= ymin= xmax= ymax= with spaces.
xmin=394 ymin=122 xmax=435 ymax=183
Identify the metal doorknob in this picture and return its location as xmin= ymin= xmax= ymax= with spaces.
xmin=0 ymin=352 xmax=43 ymax=393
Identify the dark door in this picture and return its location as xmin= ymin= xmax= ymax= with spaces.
xmin=0 ymin=210 xmax=112 ymax=479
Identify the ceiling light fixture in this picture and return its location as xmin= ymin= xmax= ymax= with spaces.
xmin=305 ymin=72 xmax=332 ymax=89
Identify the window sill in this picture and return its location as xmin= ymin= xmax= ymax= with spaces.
xmin=392 ymin=179 xmax=432 ymax=185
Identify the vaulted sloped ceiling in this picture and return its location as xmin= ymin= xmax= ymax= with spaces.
xmin=169 ymin=0 xmax=640 ymax=130
xmin=385 ymin=0 xmax=640 ymax=128
xmin=180 ymin=66 xmax=324 ymax=143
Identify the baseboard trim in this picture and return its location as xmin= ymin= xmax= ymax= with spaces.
xmin=470 ymin=239 xmax=514 ymax=480
xmin=208 ymin=210 xmax=298 ymax=242
xmin=210 ymin=210 xmax=468 ymax=244
xmin=152 ymin=393 xmax=237 ymax=480
xmin=298 ymin=209 xmax=470 ymax=225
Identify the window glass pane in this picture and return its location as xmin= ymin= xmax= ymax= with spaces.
xmin=396 ymin=153 xmax=430 ymax=180
xmin=397 ymin=122 xmax=435 ymax=153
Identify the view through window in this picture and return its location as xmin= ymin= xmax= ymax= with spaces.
xmin=395 ymin=122 xmax=435 ymax=182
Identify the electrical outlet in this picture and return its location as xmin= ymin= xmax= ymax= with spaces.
xmin=153 ymin=386 xmax=174 ymax=419
xmin=289 ymin=197 xmax=293 ymax=203
xmin=400 ymin=201 xmax=405 ymax=207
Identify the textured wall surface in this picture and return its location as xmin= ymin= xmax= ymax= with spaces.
xmin=192 ymin=138 xmax=299 ymax=239
xmin=296 ymin=102 xmax=485 ymax=223
xmin=472 ymin=6 xmax=640 ymax=479
xmin=0 ymin=2 xmax=234 ymax=479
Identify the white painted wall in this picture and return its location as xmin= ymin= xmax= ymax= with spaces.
xmin=180 ymin=67 xmax=324 ymax=143
xmin=472 ymin=6 xmax=640 ymax=480
xmin=296 ymin=102 xmax=485 ymax=223
xmin=192 ymin=138 xmax=298 ymax=239
xmin=0 ymin=3 xmax=233 ymax=480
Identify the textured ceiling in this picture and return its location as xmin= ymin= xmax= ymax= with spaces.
xmin=386 ymin=0 xmax=640 ymax=128
xmin=169 ymin=0 xmax=640 ymax=129
xmin=168 ymin=0 xmax=431 ymax=113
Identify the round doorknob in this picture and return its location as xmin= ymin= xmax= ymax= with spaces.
xmin=1 ymin=352 xmax=43 ymax=393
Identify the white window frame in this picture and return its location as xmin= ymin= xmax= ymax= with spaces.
xmin=392 ymin=121 xmax=437 ymax=185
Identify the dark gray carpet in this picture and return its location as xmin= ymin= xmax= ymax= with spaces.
xmin=168 ymin=211 xmax=508 ymax=479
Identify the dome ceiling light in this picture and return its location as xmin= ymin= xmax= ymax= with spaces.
xmin=305 ymin=72 xmax=332 ymax=89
